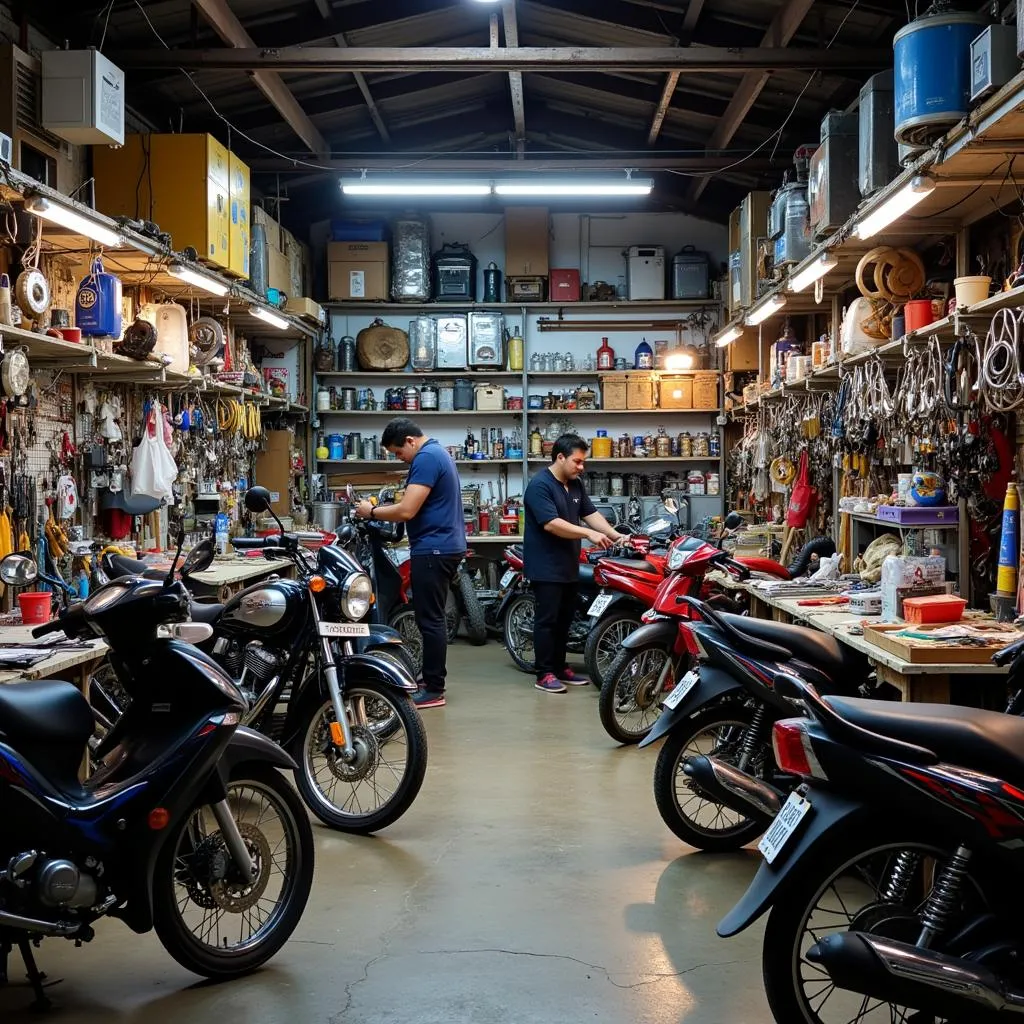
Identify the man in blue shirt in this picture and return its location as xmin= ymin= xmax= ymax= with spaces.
xmin=523 ymin=433 xmax=625 ymax=693
xmin=355 ymin=418 xmax=465 ymax=708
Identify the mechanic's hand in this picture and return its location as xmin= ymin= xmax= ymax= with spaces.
xmin=611 ymin=532 xmax=630 ymax=545
xmin=588 ymin=530 xmax=614 ymax=548
xmin=355 ymin=500 xmax=374 ymax=519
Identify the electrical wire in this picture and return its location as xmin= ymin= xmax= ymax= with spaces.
xmin=98 ymin=0 xmax=116 ymax=53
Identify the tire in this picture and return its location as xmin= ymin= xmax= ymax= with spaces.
xmin=292 ymin=678 xmax=428 ymax=834
xmin=599 ymin=642 xmax=678 ymax=745
xmin=388 ymin=608 xmax=423 ymax=678
xmin=652 ymin=703 xmax=768 ymax=852
xmin=457 ymin=571 xmax=488 ymax=646
xmin=761 ymin=830 xmax=993 ymax=1024
xmin=503 ymin=592 xmax=535 ymax=673
xmin=152 ymin=763 xmax=314 ymax=978
xmin=584 ymin=608 xmax=643 ymax=689
xmin=444 ymin=591 xmax=459 ymax=643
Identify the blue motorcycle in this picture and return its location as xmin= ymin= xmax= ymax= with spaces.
xmin=0 ymin=534 xmax=314 ymax=1008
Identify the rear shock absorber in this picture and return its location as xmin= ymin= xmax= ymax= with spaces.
xmin=882 ymin=850 xmax=921 ymax=905
xmin=917 ymin=845 xmax=972 ymax=948
xmin=737 ymin=703 xmax=768 ymax=772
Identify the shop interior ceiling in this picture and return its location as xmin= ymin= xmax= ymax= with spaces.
xmin=28 ymin=0 xmax=909 ymax=228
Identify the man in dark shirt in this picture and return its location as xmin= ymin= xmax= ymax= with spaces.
xmin=523 ymin=433 xmax=625 ymax=693
xmin=355 ymin=418 xmax=465 ymax=708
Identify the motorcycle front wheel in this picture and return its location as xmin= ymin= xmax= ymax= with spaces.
xmin=152 ymin=763 xmax=314 ymax=978
xmin=503 ymin=592 xmax=535 ymax=673
xmin=598 ymin=642 xmax=677 ymax=744
xmin=583 ymin=609 xmax=643 ymax=689
xmin=293 ymin=680 xmax=428 ymax=834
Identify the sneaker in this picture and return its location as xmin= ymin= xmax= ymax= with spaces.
xmin=535 ymin=673 xmax=568 ymax=694
xmin=559 ymin=667 xmax=590 ymax=686
xmin=412 ymin=689 xmax=446 ymax=709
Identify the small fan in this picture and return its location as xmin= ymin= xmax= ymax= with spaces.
xmin=190 ymin=317 xmax=225 ymax=367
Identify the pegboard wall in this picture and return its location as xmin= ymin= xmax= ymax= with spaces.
xmin=14 ymin=370 xmax=75 ymax=521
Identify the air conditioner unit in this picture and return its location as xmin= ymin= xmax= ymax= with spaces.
xmin=41 ymin=49 xmax=124 ymax=146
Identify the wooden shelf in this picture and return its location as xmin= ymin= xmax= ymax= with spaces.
xmin=316 ymin=409 xmax=519 ymax=417
xmin=526 ymin=407 xmax=719 ymax=415
xmin=527 ymin=456 xmax=719 ymax=464
xmin=317 ymin=458 xmax=519 ymax=466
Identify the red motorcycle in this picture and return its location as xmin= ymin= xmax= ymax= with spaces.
xmin=597 ymin=514 xmax=834 ymax=744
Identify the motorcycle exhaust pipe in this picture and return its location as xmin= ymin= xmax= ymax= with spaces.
xmin=808 ymin=932 xmax=1024 ymax=1017
xmin=0 ymin=909 xmax=80 ymax=936
xmin=681 ymin=755 xmax=783 ymax=827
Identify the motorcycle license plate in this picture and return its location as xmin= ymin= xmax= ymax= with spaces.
xmin=662 ymin=670 xmax=698 ymax=710
xmin=318 ymin=622 xmax=371 ymax=638
xmin=588 ymin=593 xmax=614 ymax=617
xmin=500 ymin=569 xmax=516 ymax=589
xmin=758 ymin=790 xmax=812 ymax=864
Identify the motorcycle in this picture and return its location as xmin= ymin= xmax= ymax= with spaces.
xmin=597 ymin=520 xmax=833 ymax=745
xmin=0 ymin=538 xmax=314 ymax=1007
xmin=717 ymin=646 xmax=1024 ymax=1024
xmin=97 ymin=487 xmax=428 ymax=835
xmin=637 ymin=595 xmax=873 ymax=851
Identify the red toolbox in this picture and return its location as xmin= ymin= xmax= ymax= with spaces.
xmin=549 ymin=268 xmax=581 ymax=303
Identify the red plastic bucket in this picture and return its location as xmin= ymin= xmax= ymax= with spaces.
xmin=903 ymin=299 xmax=935 ymax=333
xmin=18 ymin=591 xmax=52 ymax=625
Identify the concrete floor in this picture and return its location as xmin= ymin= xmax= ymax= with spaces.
xmin=0 ymin=643 xmax=772 ymax=1023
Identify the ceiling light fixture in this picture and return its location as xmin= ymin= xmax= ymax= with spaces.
xmin=169 ymin=262 xmax=229 ymax=297
xmin=745 ymin=295 xmax=787 ymax=326
xmin=341 ymin=180 xmax=491 ymax=197
xmin=714 ymin=324 xmax=743 ymax=347
xmin=248 ymin=304 xmax=289 ymax=330
xmin=854 ymin=175 xmax=935 ymax=240
xmin=494 ymin=179 xmax=654 ymax=197
xmin=788 ymin=252 xmax=839 ymax=293
xmin=25 ymin=194 xmax=120 ymax=248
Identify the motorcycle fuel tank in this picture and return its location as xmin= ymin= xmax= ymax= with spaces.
xmin=220 ymin=578 xmax=307 ymax=636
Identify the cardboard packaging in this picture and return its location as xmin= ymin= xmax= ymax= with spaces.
xmin=880 ymin=554 xmax=946 ymax=621
xmin=328 ymin=241 xmax=389 ymax=301
xmin=626 ymin=372 xmax=657 ymax=410
xmin=600 ymin=373 xmax=628 ymax=410
xmin=659 ymin=374 xmax=694 ymax=409
xmin=692 ymin=372 xmax=720 ymax=410
xmin=254 ymin=430 xmax=292 ymax=515
xmin=505 ymin=207 xmax=549 ymax=277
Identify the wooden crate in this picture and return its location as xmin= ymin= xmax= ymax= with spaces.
xmin=659 ymin=374 xmax=693 ymax=409
xmin=862 ymin=622 xmax=1015 ymax=665
xmin=600 ymin=373 xmax=628 ymax=410
xmin=692 ymin=372 xmax=720 ymax=410
xmin=627 ymin=372 xmax=657 ymax=409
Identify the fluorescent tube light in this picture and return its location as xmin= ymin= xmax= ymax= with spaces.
xmin=169 ymin=262 xmax=229 ymax=297
xmin=745 ymin=295 xmax=787 ymax=326
xmin=854 ymin=175 xmax=935 ymax=240
xmin=341 ymin=181 xmax=491 ymax=197
xmin=715 ymin=324 xmax=743 ymax=347
xmin=25 ymin=194 xmax=120 ymax=248
xmin=248 ymin=304 xmax=289 ymax=330
xmin=494 ymin=180 xmax=653 ymax=196
xmin=788 ymin=252 xmax=839 ymax=293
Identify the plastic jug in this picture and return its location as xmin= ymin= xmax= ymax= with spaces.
xmin=507 ymin=324 xmax=524 ymax=371
xmin=140 ymin=303 xmax=189 ymax=374
xmin=76 ymin=257 xmax=123 ymax=337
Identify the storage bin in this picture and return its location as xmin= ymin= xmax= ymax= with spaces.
xmin=692 ymin=373 xmax=720 ymax=410
xmin=953 ymin=275 xmax=991 ymax=306
xmin=901 ymin=594 xmax=967 ymax=624
xmin=659 ymin=374 xmax=694 ymax=410
xmin=903 ymin=298 xmax=935 ymax=333
xmin=600 ymin=373 xmax=628 ymax=410
xmin=627 ymin=372 xmax=657 ymax=410
xmin=549 ymin=269 xmax=581 ymax=303
xmin=475 ymin=385 xmax=505 ymax=411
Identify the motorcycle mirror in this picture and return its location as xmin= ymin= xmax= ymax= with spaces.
xmin=345 ymin=483 xmax=356 ymax=505
xmin=165 ymin=527 xmax=187 ymax=587
xmin=244 ymin=486 xmax=272 ymax=514
xmin=0 ymin=553 xmax=38 ymax=587
xmin=180 ymin=538 xmax=215 ymax=579
xmin=723 ymin=511 xmax=745 ymax=531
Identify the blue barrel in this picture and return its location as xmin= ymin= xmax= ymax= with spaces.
xmin=327 ymin=433 xmax=345 ymax=460
xmin=894 ymin=11 xmax=988 ymax=146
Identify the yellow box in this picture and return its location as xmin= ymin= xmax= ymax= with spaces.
xmin=659 ymin=374 xmax=693 ymax=409
xmin=228 ymin=151 xmax=250 ymax=278
xmin=599 ymin=373 xmax=628 ymax=410
xmin=693 ymin=372 xmax=720 ymax=410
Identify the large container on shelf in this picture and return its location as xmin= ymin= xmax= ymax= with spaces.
xmin=671 ymin=247 xmax=709 ymax=299
xmin=893 ymin=9 xmax=988 ymax=147
xmin=432 ymin=243 xmax=477 ymax=301
xmin=468 ymin=311 xmax=504 ymax=368
xmin=409 ymin=316 xmax=437 ymax=371
xmin=808 ymin=110 xmax=860 ymax=237
xmin=436 ymin=315 xmax=467 ymax=369
xmin=391 ymin=216 xmax=430 ymax=302
xmin=770 ymin=182 xmax=812 ymax=268
xmin=859 ymin=71 xmax=899 ymax=198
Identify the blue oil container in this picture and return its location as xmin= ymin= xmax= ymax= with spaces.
xmin=894 ymin=10 xmax=988 ymax=147
xmin=75 ymin=257 xmax=122 ymax=338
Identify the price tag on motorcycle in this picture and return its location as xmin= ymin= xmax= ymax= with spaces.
xmin=758 ymin=790 xmax=812 ymax=864
xmin=662 ymin=670 xmax=698 ymax=710
xmin=587 ymin=593 xmax=614 ymax=617
xmin=500 ymin=569 xmax=516 ymax=589
xmin=318 ymin=622 xmax=371 ymax=638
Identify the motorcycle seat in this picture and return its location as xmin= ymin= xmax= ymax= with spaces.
xmin=106 ymin=553 xmax=164 ymax=581
xmin=507 ymin=544 xmax=523 ymax=559
xmin=0 ymin=679 xmax=93 ymax=746
xmin=602 ymin=557 xmax=661 ymax=574
xmin=826 ymin=696 xmax=1024 ymax=786
xmin=189 ymin=601 xmax=224 ymax=624
xmin=720 ymin=613 xmax=870 ymax=681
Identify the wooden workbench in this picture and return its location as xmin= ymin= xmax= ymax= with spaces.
xmin=189 ymin=557 xmax=296 ymax=601
xmin=0 ymin=627 xmax=108 ymax=687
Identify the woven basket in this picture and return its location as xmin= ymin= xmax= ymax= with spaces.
xmin=356 ymin=318 xmax=409 ymax=370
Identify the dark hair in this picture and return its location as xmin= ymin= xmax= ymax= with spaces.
xmin=551 ymin=433 xmax=589 ymax=462
xmin=381 ymin=418 xmax=425 ymax=449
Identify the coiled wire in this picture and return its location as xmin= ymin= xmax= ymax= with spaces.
xmin=981 ymin=307 xmax=1024 ymax=412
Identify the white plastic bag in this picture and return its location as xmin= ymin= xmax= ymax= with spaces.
xmin=130 ymin=403 xmax=177 ymax=502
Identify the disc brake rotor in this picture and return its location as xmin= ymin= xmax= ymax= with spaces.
xmin=319 ymin=722 xmax=380 ymax=782
xmin=208 ymin=822 xmax=272 ymax=912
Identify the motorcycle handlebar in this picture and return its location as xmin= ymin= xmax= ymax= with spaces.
xmin=994 ymin=635 xmax=1024 ymax=667
xmin=31 ymin=618 xmax=64 ymax=638
xmin=231 ymin=536 xmax=272 ymax=550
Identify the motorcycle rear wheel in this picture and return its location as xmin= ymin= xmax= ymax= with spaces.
xmin=584 ymin=609 xmax=643 ymax=689
xmin=153 ymin=763 xmax=314 ymax=978
xmin=388 ymin=608 xmax=424 ymax=678
xmin=457 ymin=570 xmax=488 ymax=646
xmin=503 ymin=593 xmax=535 ymax=673
xmin=293 ymin=680 xmax=428 ymax=834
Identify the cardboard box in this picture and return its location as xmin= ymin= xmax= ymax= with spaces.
xmin=268 ymin=244 xmax=291 ymax=296
xmin=659 ymin=374 xmax=693 ymax=409
xmin=600 ymin=373 xmax=628 ymax=410
xmin=284 ymin=296 xmax=325 ymax=324
xmin=627 ymin=371 xmax=657 ymax=410
xmin=505 ymin=207 xmax=549 ymax=277
xmin=692 ymin=372 xmax=720 ymax=410
xmin=328 ymin=241 xmax=389 ymax=301
xmin=880 ymin=555 xmax=946 ymax=621
xmin=255 ymin=430 xmax=292 ymax=515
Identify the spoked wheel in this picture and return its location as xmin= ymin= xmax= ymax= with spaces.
xmin=152 ymin=763 xmax=314 ymax=978
xmin=584 ymin=610 xmax=643 ymax=689
xmin=388 ymin=608 xmax=424 ymax=678
xmin=652 ymin=703 xmax=768 ymax=852
xmin=293 ymin=680 xmax=428 ymax=834
xmin=503 ymin=593 xmax=535 ymax=673
xmin=598 ymin=642 xmax=677 ymax=744
xmin=762 ymin=834 xmax=991 ymax=1024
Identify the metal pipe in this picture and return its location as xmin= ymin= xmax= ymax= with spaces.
xmin=536 ymin=319 xmax=689 ymax=331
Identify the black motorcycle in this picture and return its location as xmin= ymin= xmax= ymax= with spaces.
xmin=0 ymin=538 xmax=314 ymax=1008
xmin=96 ymin=487 xmax=428 ymax=835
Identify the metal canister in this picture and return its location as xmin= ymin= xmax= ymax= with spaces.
xmin=341 ymin=387 xmax=357 ymax=410
xmin=345 ymin=432 xmax=361 ymax=458
xmin=420 ymin=384 xmax=439 ymax=410
xmin=339 ymin=336 xmax=357 ymax=372
xmin=361 ymin=437 xmax=379 ymax=461
xmin=438 ymin=381 xmax=454 ymax=411
xmin=610 ymin=474 xmax=624 ymax=496
xmin=403 ymin=385 xmax=420 ymax=411
xmin=483 ymin=262 xmax=502 ymax=303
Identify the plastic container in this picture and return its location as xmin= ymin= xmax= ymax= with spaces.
xmin=953 ymin=276 xmax=991 ymax=306
xmin=18 ymin=591 xmax=51 ymax=625
xmin=901 ymin=594 xmax=967 ymax=624
xmin=327 ymin=433 xmax=345 ymax=460
xmin=903 ymin=299 xmax=935 ymax=333
xmin=592 ymin=434 xmax=613 ymax=458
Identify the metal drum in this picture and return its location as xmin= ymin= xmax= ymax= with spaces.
xmin=312 ymin=501 xmax=342 ymax=533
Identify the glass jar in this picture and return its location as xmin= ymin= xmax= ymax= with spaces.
xmin=529 ymin=427 xmax=543 ymax=457
xmin=678 ymin=432 xmax=693 ymax=457
xmin=709 ymin=432 xmax=720 ymax=457
xmin=633 ymin=435 xmax=647 ymax=458
xmin=655 ymin=426 xmax=671 ymax=458
xmin=644 ymin=430 xmax=655 ymax=455
xmin=563 ymin=352 xmax=574 ymax=372
xmin=530 ymin=352 xmax=542 ymax=372
xmin=553 ymin=352 xmax=566 ymax=373
xmin=617 ymin=432 xmax=631 ymax=458
xmin=693 ymin=432 xmax=710 ymax=457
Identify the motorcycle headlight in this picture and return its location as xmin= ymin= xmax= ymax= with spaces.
xmin=340 ymin=572 xmax=373 ymax=620
xmin=667 ymin=546 xmax=686 ymax=571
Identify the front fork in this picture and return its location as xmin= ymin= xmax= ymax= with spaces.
xmin=308 ymin=597 xmax=357 ymax=762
